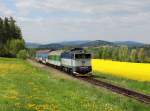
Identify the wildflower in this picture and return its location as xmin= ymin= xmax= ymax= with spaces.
xmin=27 ymin=103 xmax=36 ymax=108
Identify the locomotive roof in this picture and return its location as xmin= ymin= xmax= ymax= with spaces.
xmin=70 ymin=48 xmax=84 ymax=52
xmin=68 ymin=48 xmax=85 ymax=54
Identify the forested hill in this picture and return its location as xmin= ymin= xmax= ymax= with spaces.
xmin=78 ymin=40 xmax=114 ymax=47
xmin=39 ymin=43 xmax=65 ymax=49
xmin=25 ymin=42 xmax=41 ymax=48
xmin=114 ymin=41 xmax=144 ymax=47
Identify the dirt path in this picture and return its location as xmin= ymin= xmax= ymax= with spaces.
xmin=27 ymin=59 xmax=79 ymax=81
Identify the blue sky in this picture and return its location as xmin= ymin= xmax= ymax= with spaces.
xmin=0 ymin=0 xmax=150 ymax=43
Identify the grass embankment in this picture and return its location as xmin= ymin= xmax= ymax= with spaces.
xmin=0 ymin=58 xmax=149 ymax=111
xmin=92 ymin=59 xmax=150 ymax=94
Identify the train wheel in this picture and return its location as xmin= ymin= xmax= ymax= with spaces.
xmin=67 ymin=68 xmax=70 ymax=73
xmin=69 ymin=69 xmax=73 ymax=75
xmin=63 ymin=67 xmax=66 ymax=72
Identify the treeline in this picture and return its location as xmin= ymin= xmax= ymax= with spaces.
xmin=90 ymin=45 xmax=150 ymax=63
xmin=0 ymin=17 xmax=25 ymax=57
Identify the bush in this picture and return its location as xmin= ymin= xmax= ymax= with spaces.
xmin=6 ymin=39 xmax=25 ymax=57
xmin=17 ymin=50 xmax=28 ymax=60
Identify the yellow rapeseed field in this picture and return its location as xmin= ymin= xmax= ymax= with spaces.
xmin=92 ymin=59 xmax=150 ymax=81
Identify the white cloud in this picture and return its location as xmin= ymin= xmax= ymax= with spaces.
xmin=1 ymin=0 xmax=150 ymax=43
xmin=13 ymin=0 xmax=35 ymax=16
xmin=34 ymin=0 xmax=150 ymax=13
xmin=12 ymin=0 xmax=150 ymax=14
xmin=0 ymin=2 xmax=14 ymax=16
xmin=17 ymin=16 xmax=43 ymax=22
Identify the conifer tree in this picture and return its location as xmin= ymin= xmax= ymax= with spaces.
xmin=0 ymin=17 xmax=25 ymax=57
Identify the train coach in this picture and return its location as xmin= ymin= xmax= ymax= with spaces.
xmin=36 ymin=48 xmax=92 ymax=76
xmin=36 ymin=50 xmax=50 ymax=63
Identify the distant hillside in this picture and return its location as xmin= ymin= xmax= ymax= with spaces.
xmin=114 ymin=41 xmax=144 ymax=47
xmin=26 ymin=40 xmax=146 ymax=49
xmin=39 ymin=43 xmax=65 ymax=49
xmin=60 ymin=40 xmax=91 ymax=46
xmin=26 ymin=42 xmax=41 ymax=48
xmin=79 ymin=40 xmax=114 ymax=47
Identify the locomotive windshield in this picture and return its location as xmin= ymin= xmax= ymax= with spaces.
xmin=75 ymin=54 xmax=91 ymax=59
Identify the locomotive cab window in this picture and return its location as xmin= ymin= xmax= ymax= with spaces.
xmin=75 ymin=54 xmax=91 ymax=59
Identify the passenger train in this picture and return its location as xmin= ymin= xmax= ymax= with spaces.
xmin=36 ymin=48 xmax=92 ymax=76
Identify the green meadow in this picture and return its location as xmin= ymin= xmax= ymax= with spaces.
xmin=0 ymin=58 xmax=149 ymax=111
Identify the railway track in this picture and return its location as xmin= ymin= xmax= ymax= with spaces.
xmin=76 ymin=76 xmax=150 ymax=104
xmin=30 ymin=59 xmax=150 ymax=105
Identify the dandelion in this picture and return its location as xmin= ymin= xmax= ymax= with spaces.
xmin=33 ymin=87 xmax=38 ymax=91
xmin=27 ymin=103 xmax=36 ymax=108
xmin=4 ymin=89 xmax=18 ymax=100
xmin=28 ymin=82 xmax=34 ymax=85
xmin=35 ymin=104 xmax=49 ymax=111
xmin=27 ymin=95 xmax=33 ymax=99
xmin=8 ymin=95 xmax=17 ymax=99
xmin=50 ymin=104 xmax=59 ymax=111
xmin=103 ymin=103 xmax=114 ymax=111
